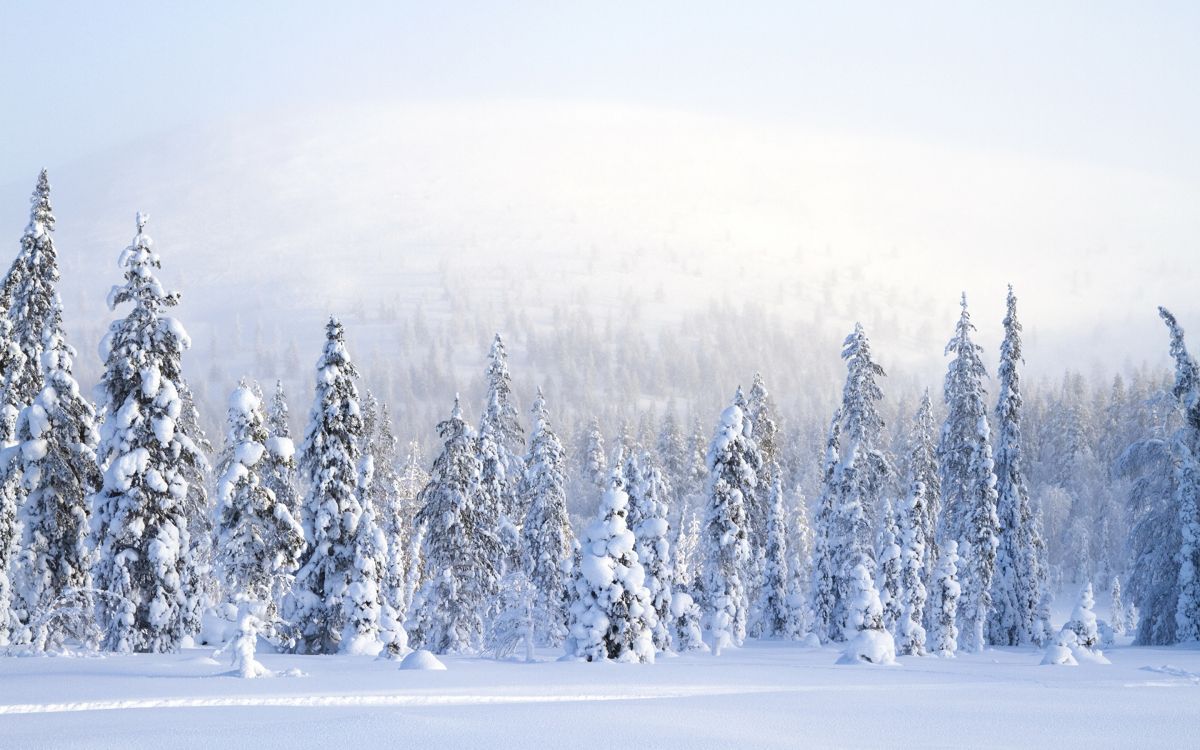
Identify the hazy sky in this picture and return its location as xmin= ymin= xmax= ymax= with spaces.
xmin=3 ymin=2 xmax=1199 ymax=183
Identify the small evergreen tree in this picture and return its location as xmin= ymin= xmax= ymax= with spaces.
xmin=262 ymin=381 xmax=301 ymax=523
xmin=837 ymin=563 xmax=896 ymax=665
xmin=630 ymin=451 xmax=673 ymax=652
xmin=1064 ymin=582 xmax=1099 ymax=648
xmin=876 ymin=499 xmax=903 ymax=634
xmin=1110 ymin=577 xmax=1126 ymax=636
xmin=930 ymin=540 xmax=961 ymax=658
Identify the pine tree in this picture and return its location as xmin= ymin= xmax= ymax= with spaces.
xmin=895 ymin=469 xmax=928 ymax=656
xmin=630 ymin=451 xmax=673 ymax=652
xmin=262 ymin=381 xmax=301 ymax=530
xmin=990 ymin=285 xmax=1041 ymax=646
xmin=831 ymin=324 xmax=890 ymax=636
xmin=699 ymin=398 xmax=755 ymax=654
xmin=579 ymin=417 xmax=608 ymax=494
xmin=753 ymin=474 xmax=793 ymax=638
xmin=11 ymin=327 xmax=101 ymax=651
xmin=407 ymin=398 xmax=500 ymax=653
xmin=214 ymin=383 xmax=305 ymax=622
xmin=360 ymin=398 xmax=408 ymax=630
xmin=91 ymin=214 xmax=208 ymax=653
xmin=566 ymin=466 xmax=656 ymax=663
xmin=7 ymin=170 xmax=61 ymax=403
xmin=1064 ymin=582 xmax=1099 ymax=648
xmin=909 ymin=392 xmax=941 ymax=583
xmin=1110 ymin=577 xmax=1126 ymax=635
xmin=341 ymin=453 xmax=397 ymax=656
xmin=746 ymin=372 xmax=780 ymax=543
xmin=930 ymin=540 xmax=961 ymax=658
xmin=837 ymin=563 xmax=896 ymax=665
xmin=478 ymin=333 xmax=525 ymax=566
xmin=519 ymin=388 xmax=576 ymax=646
xmin=0 ymin=315 xmax=23 ymax=646
xmin=809 ymin=410 xmax=842 ymax=642
xmin=1157 ymin=308 xmax=1200 ymax=643
xmin=876 ymin=499 xmax=903 ymax=635
xmin=284 ymin=317 xmax=367 ymax=654
xmin=937 ymin=294 xmax=999 ymax=652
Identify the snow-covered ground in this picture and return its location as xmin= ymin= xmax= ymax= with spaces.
xmin=1 ymin=640 xmax=1197 ymax=748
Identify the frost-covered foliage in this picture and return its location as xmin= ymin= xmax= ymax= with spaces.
xmin=11 ymin=327 xmax=101 ymax=651
xmin=990 ymin=286 xmax=1044 ymax=647
xmin=628 ymin=451 xmax=673 ymax=651
xmin=929 ymin=540 xmax=961 ymax=658
xmin=478 ymin=333 xmax=525 ymax=572
xmin=567 ymin=467 xmax=656 ymax=663
xmin=831 ymin=325 xmax=891 ymax=636
xmin=1117 ymin=432 xmax=1179 ymax=644
xmin=1157 ymin=308 xmax=1200 ymax=643
xmin=0 ymin=314 xmax=24 ymax=646
xmin=1110 ymin=577 xmax=1126 ymax=635
xmin=669 ymin=589 xmax=708 ymax=652
xmin=672 ymin=505 xmax=701 ymax=588
xmin=877 ymin=499 xmax=903 ymax=634
xmin=909 ymin=393 xmax=941 ymax=583
xmin=519 ymin=389 xmax=575 ymax=646
xmin=262 ymin=381 xmax=301 ymax=523
xmin=91 ymin=214 xmax=209 ymax=654
xmin=753 ymin=474 xmax=793 ymax=638
xmin=578 ymin=417 xmax=608 ymax=495
xmin=809 ymin=410 xmax=841 ymax=642
xmin=285 ymin=317 xmax=367 ymax=654
xmin=937 ymin=295 xmax=999 ymax=653
xmin=407 ymin=398 xmax=499 ymax=654
xmin=359 ymin=396 xmax=409 ymax=624
xmin=486 ymin=570 xmax=537 ymax=661
xmin=700 ymin=400 xmax=756 ymax=655
xmin=895 ymin=470 xmax=928 ymax=656
xmin=745 ymin=372 xmax=780 ymax=547
xmin=214 ymin=383 xmax=305 ymax=619
xmin=837 ymin=563 xmax=896 ymax=665
xmin=217 ymin=602 xmax=271 ymax=678
xmin=341 ymin=455 xmax=395 ymax=656
xmin=7 ymin=170 xmax=61 ymax=404
xmin=1064 ymin=582 xmax=1099 ymax=648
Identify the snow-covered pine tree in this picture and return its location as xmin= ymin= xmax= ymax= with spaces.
xmin=630 ymin=451 xmax=673 ymax=652
xmin=11 ymin=327 xmax=101 ymax=651
xmin=340 ymin=452 xmax=397 ymax=656
xmin=579 ymin=417 xmax=608 ymax=494
xmin=360 ymin=397 xmax=408 ymax=625
xmin=877 ymin=499 xmax=903 ymax=634
xmin=809 ymin=409 xmax=842 ymax=642
xmin=407 ymin=398 xmax=500 ymax=654
xmin=1064 ymin=582 xmax=1099 ymax=648
xmin=519 ymin=388 xmax=576 ymax=646
xmin=989 ymin=285 xmax=1041 ymax=647
xmin=753 ymin=473 xmax=793 ymax=638
xmin=930 ymin=540 xmax=961 ymax=658
xmin=895 ymin=469 xmax=928 ymax=656
xmin=837 ymin=563 xmax=896 ymax=665
xmin=214 ymin=383 xmax=305 ymax=623
xmin=0 ymin=314 xmax=23 ymax=646
xmin=746 ymin=372 xmax=780 ymax=542
xmin=262 ymin=380 xmax=301 ymax=528
xmin=1158 ymin=307 xmax=1200 ymax=643
xmin=1110 ymin=577 xmax=1126 ymax=636
xmin=91 ymin=214 xmax=208 ymax=653
xmin=478 ymin=333 xmax=525 ymax=569
xmin=699 ymin=398 xmax=755 ymax=654
xmin=831 ymin=324 xmax=890 ymax=635
xmin=567 ymin=466 xmax=656 ymax=663
xmin=284 ymin=317 xmax=367 ymax=654
xmin=7 ymin=170 xmax=61 ymax=404
xmin=909 ymin=392 xmax=941 ymax=582
xmin=937 ymin=294 xmax=999 ymax=652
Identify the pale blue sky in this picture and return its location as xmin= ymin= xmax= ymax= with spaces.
xmin=2 ymin=1 xmax=1199 ymax=183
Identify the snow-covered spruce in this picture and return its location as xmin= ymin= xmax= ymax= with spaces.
xmin=342 ymin=453 xmax=401 ymax=657
xmin=359 ymin=395 xmax=410 ymax=627
xmin=1158 ymin=308 xmax=1200 ymax=643
xmin=877 ymin=499 xmax=903 ymax=635
xmin=989 ymin=285 xmax=1044 ymax=647
xmin=217 ymin=601 xmax=272 ymax=678
xmin=578 ymin=417 xmax=608 ymax=495
xmin=753 ymin=474 xmax=793 ymax=638
xmin=669 ymin=589 xmax=708 ymax=652
xmin=519 ymin=388 xmax=576 ymax=646
xmin=809 ymin=410 xmax=842 ymax=642
xmin=284 ymin=317 xmax=368 ymax=654
xmin=486 ymin=570 xmax=538 ymax=661
xmin=407 ymin=398 xmax=500 ymax=654
xmin=628 ymin=451 xmax=674 ymax=651
xmin=262 ymin=381 xmax=302 ymax=527
xmin=937 ymin=294 xmax=999 ymax=653
xmin=91 ymin=214 xmax=209 ymax=653
xmin=1110 ymin=577 xmax=1126 ymax=636
xmin=895 ymin=433 xmax=930 ymax=656
xmin=929 ymin=540 xmax=961 ymax=658
xmin=567 ymin=465 xmax=656 ymax=663
xmin=1064 ymin=582 xmax=1100 ymax=648
xmin=836 ymin=563 xmax=896 ymax=665
xmin=745 ymin=372 xmax=780 ymax=554
xmin=214 ymin=383 xmax=305 ymax=624
xmin=908 ymin=392 xmax=942 ymax=584
xmin=477 ymin=333 xmax=525 ymax=574
xmin=7 ymin=170 xmax=61 ymax=405
xmin=11 ymin=328 xmax=102 ymax=651
xmin=699 ymin=399 xmax=756 ymax=655
xmin=831 ymin=324 xmax=891 ymax=637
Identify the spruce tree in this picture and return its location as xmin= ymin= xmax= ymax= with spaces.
xmin=407 ymin=398 xmax=500 ymax=653
xmin=579 ymin=417 xmax=608 ymax=494
xmin=630 ymin=451 xmax=673 ymax=652
xmin=11 ymin=328 xmax=101 ymax=651
xmin=284 ymin=317 xmax=367 ymax=654
xmin=809 ymin=410 xmax=842 ymax=642
xmin=360 ymin=397 xmax=408 ymax=628
xmin=699 ymin=398 xmax=755 ymax=654
xmin=930 ymin=540 xmax=961 ymax=658
xmin=566 ymin=466 xmax=656 ymax=663
xmin=0 ymin=315 xmax=23 ymax=646
xmin=837 ymin=562 xmax=896 ymax=665
xmin=7 ymin=170 xmax=60 ymax=403
xmin=519 ymin=388 xmax=576 ymax=646
xmin=877 ymin=499 xmax=903 ymax=635
xmin=478 ymin=333 xmax=525 ymax=565
xmin=214 ymin=383 xmax=305 ymax=622
xmin=937 ymin=294 xmax=1000 ymax=652
xmin=1110 ymin=576 xmax=1126 ymax=636
xmin=262 ymin=381 xmax=301 ymax=528
xmin=990 ymin=285 xmax=1040 ymax=646
xmin=753 ymin=474 xmax=793 ymax=638
xmin=909 ymin=392 xmax=941 ymax=583
xmin=91 ymin=214 xmax=208 ymax=653
xmin=895 ymin=468 xmax=928 ymax=656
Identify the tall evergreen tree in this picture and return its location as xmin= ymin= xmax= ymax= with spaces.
xmin=753 ymin=474 xmax=793 ymax=638
xmin=262 ymin=381 xmax=301 ymax=525
xmin=11 ymin=327 xmax=101 ymax=651
xmin=360 ymin=396 xmax=408 ymax=626
xmin=809 ymin=409 xmax=842 ymax=642
xmin=630 ymin=450 xmax=673 ymax=652
xmin=478 ymin=333 xmax=525 ymax=534
xmin=895 ymin=463 xmax=929 ymax=656
xmin=909 ymin=392 xmax=941 ymax=583
xmin=91 ymin=214 xmax=208 ymax=653
xmin=284 ymin=317 xmax=367 ymax=654
xmin=876 ymin=499 xmax=903 ymax=634
xmin=407 ymin=398 xmax=500 ymax=653
xmin=7 ymin=170 xmax=60 ymax=403
xmin=519 ymin=388 xmax=576 ymax=646
xmin=699 ymin=398 xmax=755 ymax=654
xmin=937 ymin=294 xmax=1000 ymax=652
xmin=930 ymin=540 xmax=961 ymax=658
xmin=990 ymin=286 xmax=1042 ymax=646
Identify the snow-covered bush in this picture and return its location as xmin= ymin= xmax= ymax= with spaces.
xmin=837 ymin=563 xmax=896 ymax=665
xmin=669 ymin=589 xmax=708 ymax=653
xmin=1064 ymin=582 xmax=1100 ymax=648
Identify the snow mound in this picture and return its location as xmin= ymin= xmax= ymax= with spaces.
xmin=798 ymin=632 xmax=822 ymax=648
xmin=1041 ymin=630 xmax=1110 ymax=666
xmin=837 ymin=629 xmax=896 ymax=665
xmin=399 ymin=649 xmax=447 ymax=671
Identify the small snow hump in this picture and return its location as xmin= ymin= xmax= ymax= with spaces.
xmin=400 ymin=649 xmax=448 ymax=671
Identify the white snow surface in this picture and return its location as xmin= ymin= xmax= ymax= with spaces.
xmin=0 ymin=640 xmax=1197 ymax=748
